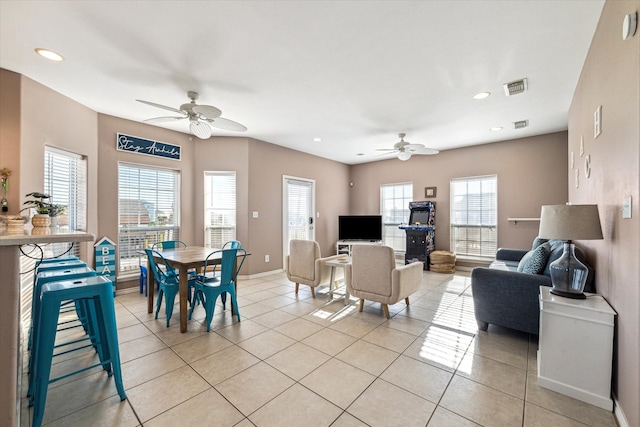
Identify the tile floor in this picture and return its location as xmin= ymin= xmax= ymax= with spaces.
xmin=21 ymin=270 xmax=619 ymax=427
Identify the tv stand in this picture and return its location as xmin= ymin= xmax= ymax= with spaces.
xmin=336 ymin=240 xmax=382 ymax=256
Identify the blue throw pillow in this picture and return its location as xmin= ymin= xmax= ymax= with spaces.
xmin=517 ymin=242 xmax=551 ymax=274
xmin=532 ymin=237 xmax=549 ymax=250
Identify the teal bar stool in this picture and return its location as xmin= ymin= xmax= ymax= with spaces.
xmin=30 ymin=276 xmax=126 ymax=427
xmin=28 ymin=266 xmax=96 ymax=350
xmin=35 ymin=256 xmax=80 ymax=267
xmin=27 ymin=267 xmax=97 ymax=398
xmin=35 ymin=259 xmax=86 ymax=273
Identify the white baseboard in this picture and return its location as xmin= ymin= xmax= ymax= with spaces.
xmin=613 ymin=394 xmax=630 ymax=427
xmin=244 ymin=269 xmax=284 ymax=280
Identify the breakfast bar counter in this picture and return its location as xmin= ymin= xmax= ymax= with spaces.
xmin=0 ymin=226 xmax=95 ymax=426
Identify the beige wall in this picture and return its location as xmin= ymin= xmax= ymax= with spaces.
xmin=568 ymin=1 xmax=640 ymax=425
xmin=350 ymin=132 xmax=570 ymax=252
xmin=18 ymin=76 xmax=99 ymax=261
xmin=247 ymin=139 xmax=350 ymax=271
xmin=97 ymin=112 xmax=197 ymax=258
xmin=97 ymin=115 xmax=350 ymax=278
xmin=0 ymin=69 xmax=21 ymax=214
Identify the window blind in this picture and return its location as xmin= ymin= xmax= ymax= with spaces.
xmin=450 ymin=175 xmax=497 ymax=258
xmin=43 ymin=147 xmax=87 ymax=257
xmin=118 ymin=163 xmax=180 ymax=273
xmin=287 ymin=180 xmax=311 ymax=241
xmin=381 ymin=183 xmax=412 ymax=251
xmin=204 ymin=171 xmax=236 ymax=248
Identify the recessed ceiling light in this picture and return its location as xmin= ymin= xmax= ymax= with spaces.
xmin=35 ymin=48 xmax=64 ymax=62
xmin=356 ymin=153 xmax=364 ymax=156
xmin=312 ymin=137 xmax=322 ymax=142
xmin=473 ymin=92 xmax=491 ymax=100
xmin=490 ymin=127 xmax=503 ymax=132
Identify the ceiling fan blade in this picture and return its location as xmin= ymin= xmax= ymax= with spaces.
xmin=136 ymin=99 xmax=184 ymax=114
xmin=143 ymin=116 xmax=187 ymax=123
xmin=192 ymin=104 xmax=222 ymax=119
xmin=205 ymin=117 xmax=247 ymax=132
xmin=375 ymin=148 xmax=398 ymax=152
xmin=189 ymin=121 xmax=212 ymax=139
xmin=413 ymin=147 xmax=440 ymax=155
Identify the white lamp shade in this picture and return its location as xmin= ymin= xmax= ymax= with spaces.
xmin=538 ymin=204 xmax=603 ymax=241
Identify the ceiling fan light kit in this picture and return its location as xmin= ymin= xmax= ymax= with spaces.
xmin=137 ymin=91 xmax=246 ymax=139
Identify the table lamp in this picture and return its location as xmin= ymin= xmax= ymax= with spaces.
xmin=538 ymin=204 xmax=603 ymax=299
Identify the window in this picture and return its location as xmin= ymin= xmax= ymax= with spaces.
xmin=381 ymin=183 xmax=412 ymax=251
xmin=118 ymin=163 xmax=180 ymax=273
xmin=204 ymin=171 xmax=236 ymax=248
xmin=43 ymin=146 xmax=87 ymax=257
xmin=450 ymin=175 xmax=497 ymax=258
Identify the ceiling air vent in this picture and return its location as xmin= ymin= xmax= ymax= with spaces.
xmin=513 ymin=120 xmax=529 ymax=129
xmin=503 ymin=78 xmax=528 ymax=96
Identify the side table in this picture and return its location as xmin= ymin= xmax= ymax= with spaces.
xmin=537 ymin=286 xmax=616 ymax=410
xmin=325 ymin=257 xmax=350 ymax=306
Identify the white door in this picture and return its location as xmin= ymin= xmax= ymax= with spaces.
xmin=283 ymin=176 xmax=315 ymax=264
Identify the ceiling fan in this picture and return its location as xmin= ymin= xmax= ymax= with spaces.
xmin=136 ymin=91 xmax=247 ymax=139
xmin=377 ymin=133 xmax=439 ymax=161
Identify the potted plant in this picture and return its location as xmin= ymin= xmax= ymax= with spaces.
xmin=20 ymin=192 xmax=63 ymax=227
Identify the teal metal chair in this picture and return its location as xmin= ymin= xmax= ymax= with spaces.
xmin=208 ymin=240 xmax=243 ymax=309
xmin=144 ymin=249 xmax=181 ymax=327
xmin=151 ymin=239 xmax=196 ymax=284
xmin=30 ymin=276 xmax=126 ymax=427
xmin=151 ymin=240 xmax=187 ymax=250
xmin=189 ymin=248 xmax=246 ymax=331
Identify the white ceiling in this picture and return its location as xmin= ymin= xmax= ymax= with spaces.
xmin=0 ymin=0 xmax=604 ymax=164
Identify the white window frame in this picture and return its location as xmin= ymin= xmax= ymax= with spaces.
xmin=118 ymin=162 xmax=180 ymax=273
xmin=43 ymin=146 xmax=87 ymax=258
xmin=450 ymin=175 xmax=498 ymax=259
xmin=204 ymin=171 xmax=236 ymax=248
xmin=380 ymin=182 xmax=413 ymax=252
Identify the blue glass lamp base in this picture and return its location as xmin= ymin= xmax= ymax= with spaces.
xmin=550 ymin=288 xmax=587 ymax=299
xmin=549 ymin=242 xmax=589 ymax=299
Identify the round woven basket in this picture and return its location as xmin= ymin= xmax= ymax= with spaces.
xmin=430 ymin=250 xmax=456 ymax=273
xmin=31 ymin=214 xmax=51 ymax=227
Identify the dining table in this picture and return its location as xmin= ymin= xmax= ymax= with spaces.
xmin=146 ymin=246 xmax=246 ymax=332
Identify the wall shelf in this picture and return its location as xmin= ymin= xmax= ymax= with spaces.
xmin=508 ymin=217 xmax=540 ymax=224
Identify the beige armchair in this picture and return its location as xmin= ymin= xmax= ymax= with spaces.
xmin=286 ymin=239 xmax=342 ymax=298
xmin=346 ymin=245 xmax=423 ymax=318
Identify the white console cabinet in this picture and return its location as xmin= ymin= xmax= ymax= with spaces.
xmin=336 ymin=240 xmax=382 ymax=256
xmin=537 ymin=286 xmax=616 ymax=410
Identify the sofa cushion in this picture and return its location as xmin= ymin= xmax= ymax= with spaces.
xmin=532 ymin=237 xmax=549 ymax=250
xmin=517 ymin=242 xmax=551 ymax=274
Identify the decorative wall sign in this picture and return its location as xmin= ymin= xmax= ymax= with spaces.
xmin=117 ymin=133 xmax=181 ymax=161
xmin=585 ymin=155 xmax=591 ymax=178
xmin=94 ymin=237 xmax=117 ymax=296
xmin=425 ymin=187 xmax=437 ymax=198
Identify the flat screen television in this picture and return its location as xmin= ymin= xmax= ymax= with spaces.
xmin=338 ymin=215 xmax=382 ymax=241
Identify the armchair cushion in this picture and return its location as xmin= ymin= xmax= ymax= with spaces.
xmin=288 ymin=239 xmax=320 ymax=282
xmin=286 ymin=240 xmax=343 ymax=294
xmin=346 ymin=245 xmax=423 ymax=317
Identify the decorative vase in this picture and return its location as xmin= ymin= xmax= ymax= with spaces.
xmin=31 ymin=214 xmax=51 ymax=227
xmin=50 ymin=216 xmax=58 ymax=228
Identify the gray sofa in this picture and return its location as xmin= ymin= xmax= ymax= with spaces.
xmin=471 ymin=239 xmax=595 ymax=335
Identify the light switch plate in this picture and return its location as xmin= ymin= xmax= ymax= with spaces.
xmin=252 ymin=211 xmax=259 ymax=218
xmin=622 ymin=196 xmax=632 ymax=219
